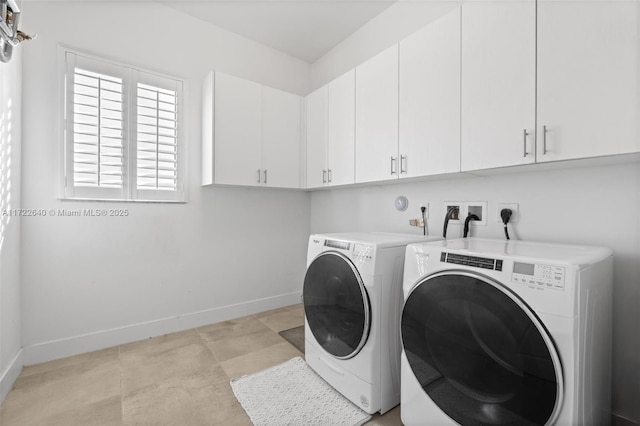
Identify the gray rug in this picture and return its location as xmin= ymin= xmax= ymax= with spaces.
xmin=231 ymin=357 xmax=371 ymax=426
xmin=279 ymin=325 xmax=304 ymax=353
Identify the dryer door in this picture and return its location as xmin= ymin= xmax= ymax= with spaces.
xmin=303 ymin=251 xmax=371 ymax=359
xmin=401 ymin=271 xmax=563 ymax=426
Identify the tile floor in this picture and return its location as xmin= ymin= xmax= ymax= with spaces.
xmin=0 ymin=304 xmax=402 ymax=426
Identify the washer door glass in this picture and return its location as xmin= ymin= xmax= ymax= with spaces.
xmin=401 ymin=273 xmax=561 ymax=426
xmin=303 ymin=252 xmax=370 ymax=359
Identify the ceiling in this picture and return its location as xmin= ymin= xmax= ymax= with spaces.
xmin=159 ymin=0 xmax=397 ymax=63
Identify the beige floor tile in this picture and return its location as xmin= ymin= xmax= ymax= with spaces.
xmin=18 ymin=346 xmax=119 ymax=378
xmin=258 ymin=304 xmax=305 ymax=332
xmin=196 ymin=317 xmax=271 ymax=343
xmin=0 ymin=304 xmax=370 ymax=426
xmin=22 ymin=395 xmax=122 ymax=426
xmin=285 ymin=302 xmax=303 ymax=311
xmin=120 ymin=338 xmax=222 ymax=394
xmin=204 ymin=326 xmax=285 ymax=362
xmin=286 ymin=303 xmax=304 ymax=315
xmin=119 ymin=329 xmax=201 ymax=357
xmin=122 ymin=369 xmax=242 ymax=426
xmin=220 ymin=341 xmax=303 ymax=379
xmin=365 ymin=405 xmax=403 ymax=426
xmin=215 ymin=412 xmax=253 ymax=426
xmin=250 ymin=305 xmax=297 ymax=320
xmin=0 ymin=356 xmax=120 ymax=425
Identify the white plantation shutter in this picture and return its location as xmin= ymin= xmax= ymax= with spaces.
xmin=64 ymin=50 xmax=184 ymax=202
xmin=72 ymin=68 xmax=125 ymax=189
xmin=135 ymin=81 xmax=179 ymax=192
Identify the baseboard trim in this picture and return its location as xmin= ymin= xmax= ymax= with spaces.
xmin=1 ymin=348 xmax=24 ymax=403
xmin=23 ymin=291 xmax=302 ymax=366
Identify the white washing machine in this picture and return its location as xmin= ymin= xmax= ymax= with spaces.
xmin=400 ymin=238 xmax=613 ymax=426
xmin=303 ymin=232 xmax=442 ymax=414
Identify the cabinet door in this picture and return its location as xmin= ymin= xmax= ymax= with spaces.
xmin=305 ymin=85 xmax=328 ymax=189
xmin=214 ymin=72 xmax=262 ymax=185
xmin=262 ymin=86 xmax=301 ymax=188
xmin=327 ymin=70 xmax=355 ymax=186
xmin=399 ymin=7 xmax=461 ymax=178
xmin=537 ymin=0 xmax=640 ymax=161
xmin=355 ymin=44 xmax=399 ymax=183
xmin=461 ymin=0 xmax=536 ymax=171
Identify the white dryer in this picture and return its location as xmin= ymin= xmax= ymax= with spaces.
xmin=400 ymin=238 xmax=613 ymax=426
xmin=303 ymin=232 xmax=442 ymax=414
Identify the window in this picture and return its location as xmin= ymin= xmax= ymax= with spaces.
xmin=63 ymin=49 xmax=185 ymax=202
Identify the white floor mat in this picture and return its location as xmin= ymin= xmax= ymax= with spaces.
xmin=230 ymin=357 xmax=372 ymax=426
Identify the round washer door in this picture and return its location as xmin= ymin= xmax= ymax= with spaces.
xmin=303 ymin=251 xmax=371 ymax=359
xmin=401 ymin=271 xmax=563 ymax=426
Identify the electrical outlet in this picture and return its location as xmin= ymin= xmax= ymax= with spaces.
xmin=465 ymin=201 xmax=488 ymax=226
xmin=443 ymin=201 xmax=463 ymax=223
xmin=496 ymin=203 xmax=519 ymax=223
xmin=419 ymin=203 xmax=429 ymax=219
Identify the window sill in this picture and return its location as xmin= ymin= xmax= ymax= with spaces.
xmin=58 ymin=197 xmax=187 ymax=204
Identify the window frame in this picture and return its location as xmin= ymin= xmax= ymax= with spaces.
xmin=59 ymin=46 xmax=186 ymax=203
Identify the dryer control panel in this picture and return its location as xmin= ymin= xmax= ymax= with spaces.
xmin=512 ymin=262 xmax=565 ymax=291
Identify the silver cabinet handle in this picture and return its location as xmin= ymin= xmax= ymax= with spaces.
xmin=523 ymin=130 xmax=530 ymax=157
xmin=390 ymin=157 xmax=397 ymax=175
xmin=322 ymin=169 xmax=327 ymax=184
xmin=543 ymin=125 xmax=548 ymax=155
xmin=328 ymin=169 xmax=332 ymax=183
xmin=400 ymin=155 xmax=407 ymax=174
xmin=257 ymin=169 xmax=261 ymax=183
xmin=263 ymin=169 xmax=267 ymax=184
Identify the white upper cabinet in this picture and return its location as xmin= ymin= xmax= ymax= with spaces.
xmin=213 ymin=72 xmax=263 ymax=186
xmin=461 ymin=0 xmax=536 ymax=171
xmin=305 ymin=85 xmax=329 ymax=189
xmin=305 ymin=70 xmax=355 ymax=188
xmin=355 ymin=44 xmax=399 ymax=183
xmin=209 ymin=1 xmax=640 ymax=191
xmin=204 ymin=72 xmax=302 ymax=188
xmin=537 ymin=0 xmax=640 ymax=161
xmin=327 ymin=70 xmax=356 ymax=187
xmin=399 ymin=7 xmax=461 ymax=178
xmin=262 ymin=86 xmax=301 ymax=188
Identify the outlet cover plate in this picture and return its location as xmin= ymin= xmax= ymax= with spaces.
xmin=419 ymin=203 xmax=429 ymax=219
xmin=465 ymin=201 xmax=488 ymax=226
xmin=443 ymin=201 xmax=464 ymax=223
xmin=496 ymin=203 xmax=519 ymax=223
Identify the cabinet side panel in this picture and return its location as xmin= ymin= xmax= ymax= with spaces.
xmin=202 ymin=71 xmax=214 ymax=185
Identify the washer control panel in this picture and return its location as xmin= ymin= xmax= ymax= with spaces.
xmin=352 ymin=243 xmax=374 ymax=263
xmin=512 ymin=262 xmax=565 ymax=291
xmin=324 ymin=239 xmax=351 ymax=251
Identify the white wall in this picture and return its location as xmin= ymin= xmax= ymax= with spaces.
xmin=310 ymin=0 xmax=461 ymax=91
xmin=0 ymin=49 xmax=23 ymax=401
xmin=309 ymin=4 xmax=640 ymax=423
xmin=310 ymin=163 xmax=640 ymax=423
xmin=19 ymin=2 xmax=311 ymax=364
